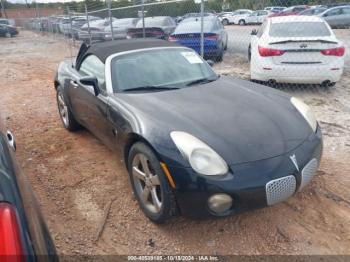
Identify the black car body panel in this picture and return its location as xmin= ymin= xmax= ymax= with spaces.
xmin=0 ymin=118 xmax=57 ymax=260
xmin=54 ymin=40 xmax=323 ymax=217
xmin=0 ymin=24 xmax=18 ymax=37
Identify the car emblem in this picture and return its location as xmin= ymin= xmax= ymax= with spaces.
xmin=290 ymin=154 xmax=299 ymax=171
xmin=300 ymin=43 xmax=308 ymax=48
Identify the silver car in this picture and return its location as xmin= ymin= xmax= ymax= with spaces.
xmin=104 ymin=18 xmax=139 ymax=40
xmin=318 ymin=6 xmax=350 ymax=28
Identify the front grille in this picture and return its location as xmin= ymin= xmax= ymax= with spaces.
xmin=299 ymin=158 xmax=318 ymax=191
xmin=266 ymin=175 xmax=296 ymax=206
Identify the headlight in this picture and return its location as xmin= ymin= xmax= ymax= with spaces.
xmin=170 ymin=131 xmax=228 ymax=176
xmin=291 ymin=97 xmax=317 ymax=132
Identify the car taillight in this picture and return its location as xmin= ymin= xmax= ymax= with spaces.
xmin=321 ymin=47 xmax=345 ymax=57
xmin=258 ymin=46 xmax=285 ymax=57
xmin=206 ymin=34 xmax=219 ymax=40
xmin=168 ymin=35 xmax=177 ymax=42
xmin=0 ymin=203 xmax=24 ymax=262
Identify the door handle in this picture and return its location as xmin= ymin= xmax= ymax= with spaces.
xmin=6 ymin=131 xmax=16 ymax=152
xmin=70 ymin=80 xmax=79 ymax=88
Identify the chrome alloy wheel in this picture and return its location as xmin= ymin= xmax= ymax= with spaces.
xmin=57 ymin=92 xmax=69 ymax=127
xmin=132 ymin=153 xmax=162 ymax=213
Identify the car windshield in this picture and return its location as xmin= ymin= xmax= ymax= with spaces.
xmin=110 ymin=48 xmax=217 ymax=92
xmin=269 ymin=22 xmax=331 ymax=37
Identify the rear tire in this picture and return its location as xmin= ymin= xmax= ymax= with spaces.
xmin=222 ymin=19 xmax=229 ymax=26
xmin=5 ymin=32 xmax=11 ymax=38
xmin=239 ymin=19 xmax=246 ymax=26
xmin=56 ymin=86 xmax=81 ymax=132
xmin=127 ymin=142 xmax=177 ymax=223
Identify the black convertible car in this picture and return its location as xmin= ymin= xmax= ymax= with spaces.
xmin=0 ymin=115 xmax=57 ymax=260
xmin=54 ymin=39 xmax=322 ymax=223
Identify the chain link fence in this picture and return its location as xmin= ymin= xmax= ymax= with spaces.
xmin=1 ymin=0 xmax=350 ymax=92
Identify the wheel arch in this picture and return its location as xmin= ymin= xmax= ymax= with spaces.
xmin=123 ymin=133 xmax=162 ymax=171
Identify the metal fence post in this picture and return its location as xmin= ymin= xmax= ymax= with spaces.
xmin=108 ymin=0 xmax=114 ymax=41
xmin=0 ymin=0 xmax=7 ymax=19
xmin=68 ymin=6 xmax=74 ymax=44
xmin=85 ymin=4 xmax=92 ymax=45
xmin=142 ymin=0 xmax=145 ymax=38
xmin=200 ymin=0 xmax=204 ymax=58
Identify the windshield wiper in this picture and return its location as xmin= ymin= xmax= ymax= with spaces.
xmin=186 ymin=77 xmax=219 ymax=86
xmin=123 ymin=86 xmax=180 ymax=92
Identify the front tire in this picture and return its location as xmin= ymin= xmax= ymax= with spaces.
xmin=5 ymin=32 xmax=11 ymax=38
xmin=222 ymin=19 xmax=229 ymax=26
xmin=56 ymin=86 xmax=81 ymax=131
xmin=239 ymin=19 xmax=246 ymax=26
xmin=128 ymin=142 xmax=177 ymax=223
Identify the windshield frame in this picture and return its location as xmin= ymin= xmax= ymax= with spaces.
xmin=105 ymin=47 xmax=217 ymax=94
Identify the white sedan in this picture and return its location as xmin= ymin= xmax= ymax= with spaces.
xmin=249 ymin=16 xmax=345 ymax=87
xmin=245 ymin=10 xmax=271 ymax=25
xmin=219 ymin=9 xmax=252 ymax=25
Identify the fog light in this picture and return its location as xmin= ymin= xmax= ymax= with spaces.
xmin=208 ymin=194 xmax=233 ymax=214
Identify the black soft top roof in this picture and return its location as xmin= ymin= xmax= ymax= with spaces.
xmin=76 ymin=39 xmax=181 ymax=68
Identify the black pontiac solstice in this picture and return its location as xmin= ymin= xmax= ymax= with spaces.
xmin=54 ymin=39 xmax=323 ymax=223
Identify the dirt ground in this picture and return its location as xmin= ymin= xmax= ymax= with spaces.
xmin=0 ymin=30 xmax=350 ymax=256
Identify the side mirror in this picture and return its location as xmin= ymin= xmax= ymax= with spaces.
xmin=206 ymin=60 xmax=215 ymax=67
xmin=79 ymin=76 xmax=99 ymax=96
xmin=251 ymin=29 xmax=258 ymax=36
xmin=323 ymin=13 xmax=328 ymax=17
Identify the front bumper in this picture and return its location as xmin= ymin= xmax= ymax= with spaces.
xmin=166 ymin=126 xmax=323 ymax=218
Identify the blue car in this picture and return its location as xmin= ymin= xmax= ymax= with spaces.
xmin=169 ymin=16 xmax=228 ymax=61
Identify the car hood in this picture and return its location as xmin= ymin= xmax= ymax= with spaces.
xmin=112 ymin=76 xmax=312 ymax=165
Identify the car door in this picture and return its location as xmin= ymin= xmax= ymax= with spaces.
xmin=258 ymin=11 xmax=268 ymax=23
xmin=248 ymin=12 xmax=258 ymax=24
xmin=339 ymin=7 xmax=350 ymax=27
xmin=71 ymin=55 xmax=115 ymax=147
xmin=323 ymin=8 xmax=342 ymax=27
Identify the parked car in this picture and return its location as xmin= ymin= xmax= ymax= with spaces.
xmin=269 ymin=5 xmax=310 ymax=17
xmin=231 ymin=9 xmax=255 ymax=25
xmin=219 ymin=9 xmax=253 ymax=25
xmin=264 ymin=6 xmax=286 ymax=13
xmin=0 ymin=114 xmax=57 ymax=260
xmin=298 ymin=7 xmax=327 ymax=16
xmin=104 ymin=18 xmax=139 ymax=40
xmin=59 ymin=16 xmax=100 ymax=37
xmin=0 ymin=24 xmax=18 ymax=37
xmin=78 ymin=18 xmax=117 ymax=41
xmin=249 ymin=16 xmax=345 ymax=86
xmin=245 ymin=10 xmax=271 ymax=24
xmin=127 ymin=16 xmax=176 ymax=39
xmin=58 ymin=17 xmax=72 ymax=35
xmin=318 ymin=6 xmax=350 ymax=28
xmin=169 ymin=16 xmax=227 ymax=61
xmin=54 ymin=39 xmax=323 ymax=222
xmin=71 ymin=16 xmax=101 ymax=39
